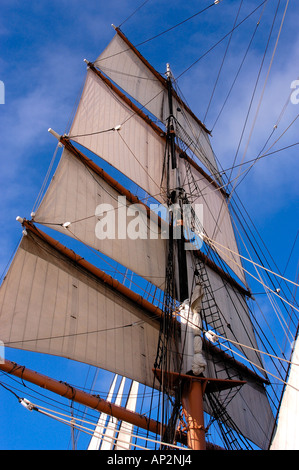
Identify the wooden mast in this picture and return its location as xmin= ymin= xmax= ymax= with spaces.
xmin=163 ymin=64 xmax=247 ymax=451
xmin=165 ymin=64 xmax=207 ymax=449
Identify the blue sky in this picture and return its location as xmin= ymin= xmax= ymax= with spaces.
xmin=0 ymin=0 xmax=298 ymax=450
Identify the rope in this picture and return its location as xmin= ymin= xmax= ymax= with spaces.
xmin=173 ymin=304 xmax=298 ymax=370
xmin=204 ymin=234 xmax=299 ymax=289
xmin=118 ymin=0 xmax=152 ymax=28
xmin=220 ymin=340 xmax=299 ymax=393
xmin=31 ymin=142 xmax=60 ymax=213
xmin=18 ymin=399 xmax=186 ymax=450
xmin=177 ymin=0 xmax=268 ymax=79
xmin=228 ymin=0 xmax=290 ymax=198
xmin=203 ymin=0 xmax=244 ymax=123
xmin=204 ymin=238 xmax=299 ymax=314
xmin=133 ymin=1 xmax=218 ymax=50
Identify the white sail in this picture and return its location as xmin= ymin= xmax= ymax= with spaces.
xmin=0 ymin=18 xmax=289 ymax=452
xmin=270 ymin=336 xmax=299 ymax=450
xmin=35 ymin=147 xmax=167 ymax=290
xmin=94 ymin=30 xmax=219 ymax=178
xmin=0 ymin=232 xmax=164 ymax=388
xmin=185 ymin=251 xmax=261 ymax=371
xmin=184 ymin=254 xmax=275 ymax=449
xmin=34 ymin=146 xmax=255 ymax=365
xmin=89 ymin=376 xmax=139 ymax=450
xmin=0 ymin=227 xmax=274 ymax=448
xmin=205 ymin=264 xmax=263 ymax=373
xmin=69 ymin=69 xmax=168 ymax=205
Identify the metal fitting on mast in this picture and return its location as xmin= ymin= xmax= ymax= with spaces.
xmin=166 ymin=63 xmax=172 ymax=80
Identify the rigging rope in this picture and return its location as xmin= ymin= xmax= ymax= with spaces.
xmin=134 ymin=1 xmax=219 ymax=50
xmin=118 ymin=0 xmax=152 ymax=28
xmin=228 ymin=0 xmax=290 ymax=198
xmin=220 ymin=340 xmax=299 ymax=393
xmin=204 ymin=236 xmax=299 ymax=314
xmin=177 ymin=0 xmax=268 ymax=80
xmin=204 ymin=234 xmax=299 ymax=289
xmin=32 ymin=142 xmax=60 ymax=213
xmin=23 ymin=399 xmax=186 ymax=450
xmin=203 ymin=0 xmax=244 ymax=123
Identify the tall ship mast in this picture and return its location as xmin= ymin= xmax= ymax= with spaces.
xmin=0 ymin=1 xmax=298 ymax=452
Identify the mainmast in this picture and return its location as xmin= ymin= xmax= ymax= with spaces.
xmin=165 ymin=63 xmax=188 ymax=303
xmin=162 ymin=64 xmax=248 ymax=451
xmin=163 ymin=62 xmax=208 ymax=450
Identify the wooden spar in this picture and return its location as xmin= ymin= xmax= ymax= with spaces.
xmin=0 ymin=359 xmax=164 ymax=438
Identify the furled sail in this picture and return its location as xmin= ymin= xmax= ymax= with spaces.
xmin=270 ymin=336 xmax=299 ymax=450
xmin=94 ymin=29 xmax=219 ymax=178
xmin=0 ymin=230 xmax=165 ymax=388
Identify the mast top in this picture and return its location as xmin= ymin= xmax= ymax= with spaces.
xmin=166 ymin=63 xmax=172 ymax=80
